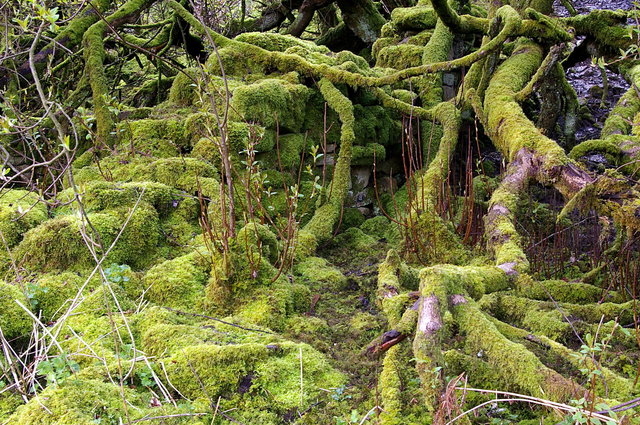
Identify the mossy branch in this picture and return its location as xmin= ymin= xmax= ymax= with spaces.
xmin=83 ymin=0 xmax=157 ymax=146
xmin=303 ymin=78 xmax=355 ymax=243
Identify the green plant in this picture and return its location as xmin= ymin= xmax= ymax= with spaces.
xmin=103 ymin=264 xmax=131 ymax=285
xmin=36 ymin=354 xmax=80 ymax=386
xmin=135 ymin=365 xmax=157 ymax=388
xmin=334 ymin=409 xmax=372 ymax=424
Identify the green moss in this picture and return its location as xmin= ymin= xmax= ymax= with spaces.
xmin=8 ymin=378 xmax=143 ymax=424
xmin=231 ymin=79 xmax=311 ymax=132
xmin=232 ymin=281 xmax=310 ymax=331
xmin=295 ymin=256 xmax=347 ymax=287
xmin=168 ymin=67 xmax=199 ymax=106
xmin=29 ymin=272 xmax=89 ymax=321
xmin=256 ymin=133 xmax=307 ymax=169
xmin=235 ymin=32 xmax=330 ymax=54
xmin=0 ymin=189 xmax=48 ymax=248
xmin=484 ymin=39 xmax=568 ymax=169
xmin=454 ymin=300 xmax=578 ymax=401
xmin=143 ymin=251 xmax=210 ymax=311
xmin=376 ymin=44 xmax=424 ymax=69
xmin=351 ymin=143 xmax=386 ymax=165
xmin=339 ymin=208 xmax=366 ymax=230
xmin=14 ymin=215 xmax=98 ymax=272
xmin=491 ymin=316 xmax=633 ymax=401
xmin=304 ymin=79 xmax=355 ymax=243
xmin=390 ymin=5 xmax=437 ymax=31
xmin=236 ymin=221 xmax=280 ymax=264
xmin=192 ymin=136 xmax=220 ymax=163
xmin=0 ymin=282 xmax=31 ymax=339
xmin=79 ymin=181 xmax=175 ymax=214
xmin=118 ymin=117 xmax=189 ymax=156
xmin=0 ymin=392 xmax=23 ymax=423
xmin=284 ymin=315 xmax=331 ymax=343
xmin=165 ymin=340 xmax=344 ymax=411
xmin=360 ymin=215 xmax=390 ymax=239
xmin=516 ymin=275 xmax=622 ymax=304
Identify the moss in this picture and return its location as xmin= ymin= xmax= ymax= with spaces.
xmin=389 ymin=89 xmax=418 ymax=105
xmin=360 ymin=215 xmax=390 ymax=239
xmin=164 ymin=340 xmax=344 ymax=411
xmin=8 ymin=378 xmax=144 ymax=424
xmin=295 ymin=256 xmax=347 ymax=287
xmin=515 ymin=275 xmax=622 ymax=304
xmin=118 ymin=117 xmax=189 ymax=156
xmin=332 ymin=227 xmax=378 ymax=252
xmin=143 ymin=251 xmax=210 ymax=311
xmin=0 ymin=189 xmax=48 ymax=248
xmin=353 ymin=105 xmax=396 ymax=147
xmin=372 ymin=36 xmax=400 ymax=61
xmin=14 ymin=215 xmax=99 ymax=272
xmin=257 ymin=133 xmax=307 ymax=169
xmin=142 ymin=323 xmax=220 ymax=357
xmin=390 ymin=5 xmax=437 ymax=31
xmin=0 ymin=392 xmax=23 ymax=423
xmin=235 ymin=32 xmax=330 ymax=54
xmin=168 ymin=67 xmax=199 ymax=106
xmin=284 ymin=315 xmax=332 ymax=345
xmin=351 ymin=143 xmax=386 ymax=165
xmin=236 ymin=221 xmax=281 ymax=264
xmin=339 ymin=208 xmax=366 ymax=230
xmin=83 ymin=21 xmax=112 ymax=146
xmin=112 ymin=157 xmax=219 ymax=198
xmin=79 ymin=181 xmax=175 ymax=214
xmin=484 ymin=39 xmax=568 ymax=169
xmin=378 ymin=344 xmax=403 ymax=425
xmin=232 ymin=281 xmax=310 ymax=331
xmin=0 ymin=281 xmax=31 ymax=339
xmin=192 ymin=136 xmax=220 ymax=163
xmin=231 ymin=79 xmax=311 ymax=132
xmin=564 ymin=10 xmax=631 ymax=52
xmin=304 ymin=78 xmax=355 ymax=243
xmin=454 ymin=299 xmax=578 ymax=401
xmin=29 ymin=272 xmax=89 ymax=321
xmin=491 ymin=316 xmax=633 ymax=401
xmin=376 ymin=44 xmax=424 ymax=69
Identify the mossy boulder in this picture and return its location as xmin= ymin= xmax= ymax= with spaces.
xmin=0 ymin=282 xmax=31 ymax=339
xmin=231 ymin=79 xmax=311 ymax=132
xmin=29 ymin=272 xmax=88 ymax=321
xmin=165 ymin=341 xmax=344 ymax=414
xmin=143 ymin=251 xmax=210 ymax=311
xmin=7 ymin=378 xmax=142 ymax=425
xmin=0 ymin=189 xmax=48 ymax=248
xmin=13 ymin=203 xmax=162 ymax=272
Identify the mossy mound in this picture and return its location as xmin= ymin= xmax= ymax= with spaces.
xmin=8 ymin=379 xmax=144 ymax=425
xmin=0 ymin=282 xmax=31 ymax=339
xmin=0 ymin=189 xmax=48 ymax=248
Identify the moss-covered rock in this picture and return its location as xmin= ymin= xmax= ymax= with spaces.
xmin=0 ymin=282 xmax=31 ymax=339
xmin=231 ymin=79 xmax=311 ymax=132
xmin=0 ymin=189 xmax=48 ymax=248
xmin=29 ymin=272 xmax=89 ymax=321
xmin=143 ymin=251 xmax=210 ymax=311
xmin=164 ymin=340 xmax=344 ymax=413
xmin=8 ymin=378 xmax=142 ymax=424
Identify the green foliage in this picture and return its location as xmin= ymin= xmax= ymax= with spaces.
xmin=36 ymin=354 xmax=80 ymax=386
